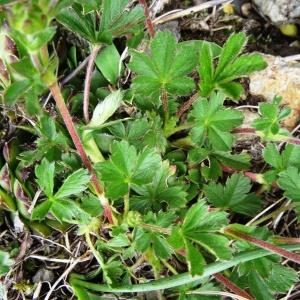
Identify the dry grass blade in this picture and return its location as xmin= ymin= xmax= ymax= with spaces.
xmin=153 ymin=0 xmax=232 ymax=25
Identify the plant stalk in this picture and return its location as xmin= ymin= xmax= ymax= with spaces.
xmin=138 ymin=0 xmax=155 ymax=38
xmin=213 ymin=273 xmax=254 ymax=300
xmin=224 ymin=228 xmax=300 ymax=264
xmin=83 ymin=44 xmax=101 ymax=123
xmin=48 ymin=81 xmax=113 ymax=224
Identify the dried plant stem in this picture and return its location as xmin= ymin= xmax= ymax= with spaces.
xmin=139 ymin=0 xmax=156 ymax=38
xmin=49 ymin=81 xmax=113 ymax=224
xmin=83 ymin=45 xmax=101 ymax=123
xmin=213 ymin=273 xmax=253 ymax=300
xmin=225 ymin=228 xmax=300 ymax=264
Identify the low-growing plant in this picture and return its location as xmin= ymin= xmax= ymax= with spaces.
xmin=1 ymin=1 xmax=300 ymax=299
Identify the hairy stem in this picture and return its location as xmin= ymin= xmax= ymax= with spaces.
xmin=83 ymin=45 xmax=101 ymax=123
xmin=48 ymin=81 xmax=113 ymax=224
xmin=138 ymin=0 xmax=155 ymax=38
xmin=161 ymin=89 xmax=169 ymax=124
xmin=69 ymin=244 xmax=300 ymax=293
xmin=177 ymin=93 xmax=199 ymax=118
xmin=224 ymin=228 xmax=300 ymax=264
xmin=213 ymin=273 xmax=254 ymax=300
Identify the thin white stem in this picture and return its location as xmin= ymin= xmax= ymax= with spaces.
xmin=44 ymin=258 xmax=80 ymax=300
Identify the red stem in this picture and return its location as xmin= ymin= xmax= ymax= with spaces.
xmin=221 ymin=166 xmax=262 ymax=183
xmin=225 ymin=228 xmax=300 ymax=264
xmin=138 ymin=0 xmax=156 ymax=38
xmin=49 ymin=81 xmax=113 ymax=224
xmin=213 ymin=273 xmax=254 ymax=300
xmin=83 ymin=45 xmax=101 ymax=123
xmin=232 ymin=128 xmax=256 ymax=134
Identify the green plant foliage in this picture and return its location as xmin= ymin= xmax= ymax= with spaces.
xmin=1 ymin=1 xmax=300 ymax=298
xmin=189 ymin=92 xmax=243 ymax=151
xmin=57 ymin=1 xmax=144 ymax=44
xmin=204 ymin=173 xmax=261 ymax=216
xmin=199 ymin=32 xmax=267 ymax=99
xmin=95 ymin=141 xmax=161 ymax=199
xmin=252 ymin=96 xmax=291 ymax=140
xmin=168 ymin=201 xmax=231 ymax=275
xmin=32 ymin=158 xmax=91 ymax=224
xmin=0 ymin=250 xmax=12 ymax=277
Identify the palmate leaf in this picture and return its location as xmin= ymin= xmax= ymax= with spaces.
xmin=96 ymin=141 xmax=161 ymax=199
xmin=168 ymin=201 xmax=231 ymax=276
xmin=134 ymin=211 xmax=175 ymax=259
xmin=204 ymin=173 xmax=261 ymax=216
xmin=129 ymin=31 xmax=221 ymax=106
xmin=199 ymin=32 xmax=267 ymax=100
xmin=252 ymin=96 xmax=291 ymax=140
xmin=189 ymin=92 xmax=243 ymax=151
xmin=130 ymin=161 xmax=187 ymax=212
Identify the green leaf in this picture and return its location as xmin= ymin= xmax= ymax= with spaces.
xmin=199 ymin=41 xmax=214 ymax=97
xmin=51 ymin=199 xmax=91 ymax=224
xmin=278 ymin=167 xmax=300 ymax=201
xmin=204 ymin=173 xmax=260 ymax=216
xmin=95 ymin=44 xmax=121 ymax=84
xmin=0 ymin=250 xmax=12 ymax=277
xmin=198 ymin=32 xmax=267 ymax=99
xmin=267 ymin=264 xmax=298 ymax=293
xmin=252 ymin=96 xmax=290 ymax=140
xmin=54 ymin=169 xmax=90 ymax=199
xmin=96 ymin=141 xmax=161 ymax=199
xmin=4 ymin=79 xmax=31 ymax=105
xmin=89 ymin=90 xmax=123 ymax=128
xmin=188 ymin=232 xmax=231 ymax=260
xmin=247 ymin=270 xmax=274 ymax=300
xmin=185 ymin=240 xmax=205 ymax=276
xmin=180 ymin=201 xmax=230 ymax=264
xmin=263 ymin=144 xmax=300 ymax=172
xmin=131 ymin=161 xmax=187 ymax=211
xmin=130 ymin=31 xmax=197 ymax=105
xmin=99 ymin=0 xmax=144 ymax=43
xmin=189 ymin=92 xmax=243 ymax=151
xmin=218 ymin=81 xmax=244 ymax=100
xmin=28 ymin=27 xmax=56 ymax=51
xmin=31 ymin=199 xmax=52 ymax=221
xmin=57 ymin=4 xmax=96 ymax=42
xmin=213 ymin=151 xmax=250 ymax=170
xmin=215 ymin=32 xmax=247 ymax=78
xmin=35 ymin=158 xmax=55 ymax=197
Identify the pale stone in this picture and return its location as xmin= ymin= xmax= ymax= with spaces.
xmin=249 ymin=54 xmax=300 ymax=128
xmin=253 ymin=0 xmax=300 ymax=24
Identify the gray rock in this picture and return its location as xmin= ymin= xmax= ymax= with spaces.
xmin=249 ymin=53 xmax=300 ymax=128
xmin=253 ymin=0 xmax=300 ymax=24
